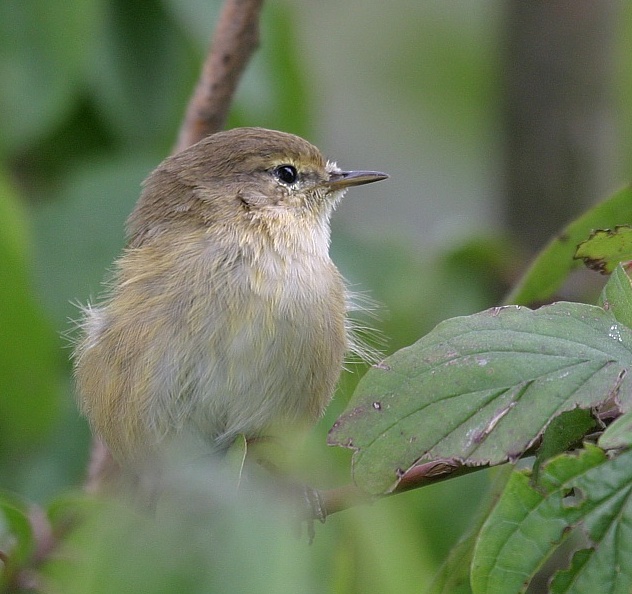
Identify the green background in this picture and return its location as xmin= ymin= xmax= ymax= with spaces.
xmin=2 ymin=0 xmax=632 ymax=591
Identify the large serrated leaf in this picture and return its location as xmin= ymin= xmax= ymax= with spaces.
xmin=328 ymin=302 xmax=632 ymax=495
xmin=471 ymin=446 xmax=632 ymax=594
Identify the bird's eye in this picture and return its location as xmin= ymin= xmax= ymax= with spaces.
xmin=273 ymin=165 xmax=298 ymax=185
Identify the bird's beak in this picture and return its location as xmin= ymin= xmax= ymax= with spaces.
xmin=327 ymin=170 xmax=389 ymax=190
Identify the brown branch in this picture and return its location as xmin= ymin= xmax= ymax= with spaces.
xmin=0 ymin=504 xmax=61 ymax=592
xmin=174 ymin=0 xmax=265 ymax=153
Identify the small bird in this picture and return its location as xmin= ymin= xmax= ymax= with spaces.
xmin=73 ymin=127 xmax=387 ymax=469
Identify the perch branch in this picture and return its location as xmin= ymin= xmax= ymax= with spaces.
xmin=174 ymin=0 xmax=264 ymax=152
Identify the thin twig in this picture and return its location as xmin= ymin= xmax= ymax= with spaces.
xmin=174 ymin=0 xmax=265 ymax=153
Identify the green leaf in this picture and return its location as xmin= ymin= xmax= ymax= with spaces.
xmin=506 ymin=185 xmax=632 ymax=306
xmin=0 ymin=0 xmax=100 ymax=150
xmin=31 ymin=155 xmax=156 ymax=328
xmin=426 ymin=466 xmax=512 ymax=594
xmin=0 ymin=172 xmax=59 ymax=452
xmin=89 ymin=0 xmax=198 ymax=147
xmin=46 ymin=491 xmax=100 ymax=533
xmin=599 ymin=409 xmax=632 ymax=450
xmin=471 ymin=446 xmax=603 ymax=594
xmin=426 ymin=534 xmax=473 ymax=594
xmin=575 ymin=226 xmax=632 ymax=274
xmin=549 ymin=548 xmax=593 ymax=593
xmin=471 ymin=446 xmax=632 ymax=594
xmin=42 ymin=466 xmax=315 ymax=594
xmin=0 ymin=492 xmax=34 ymax=588
xmin=533 ymin=408 xmax=597 ymax=481
xmin=599 ymin=263 xmax=632 ymax=329
xmin=329 ymin=302 xmax=632 ymax=495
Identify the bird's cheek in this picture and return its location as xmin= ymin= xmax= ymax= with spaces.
xmin=238 ymin=190 xmax=269 ymax=209
xmin=281 ymin=192 xmax=307 ymax=210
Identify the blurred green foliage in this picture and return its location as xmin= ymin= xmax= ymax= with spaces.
xmin=0 ymin=0 xmax=546 ymax=592
xmin=0 ymin=170 xmax=61 ymax=491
